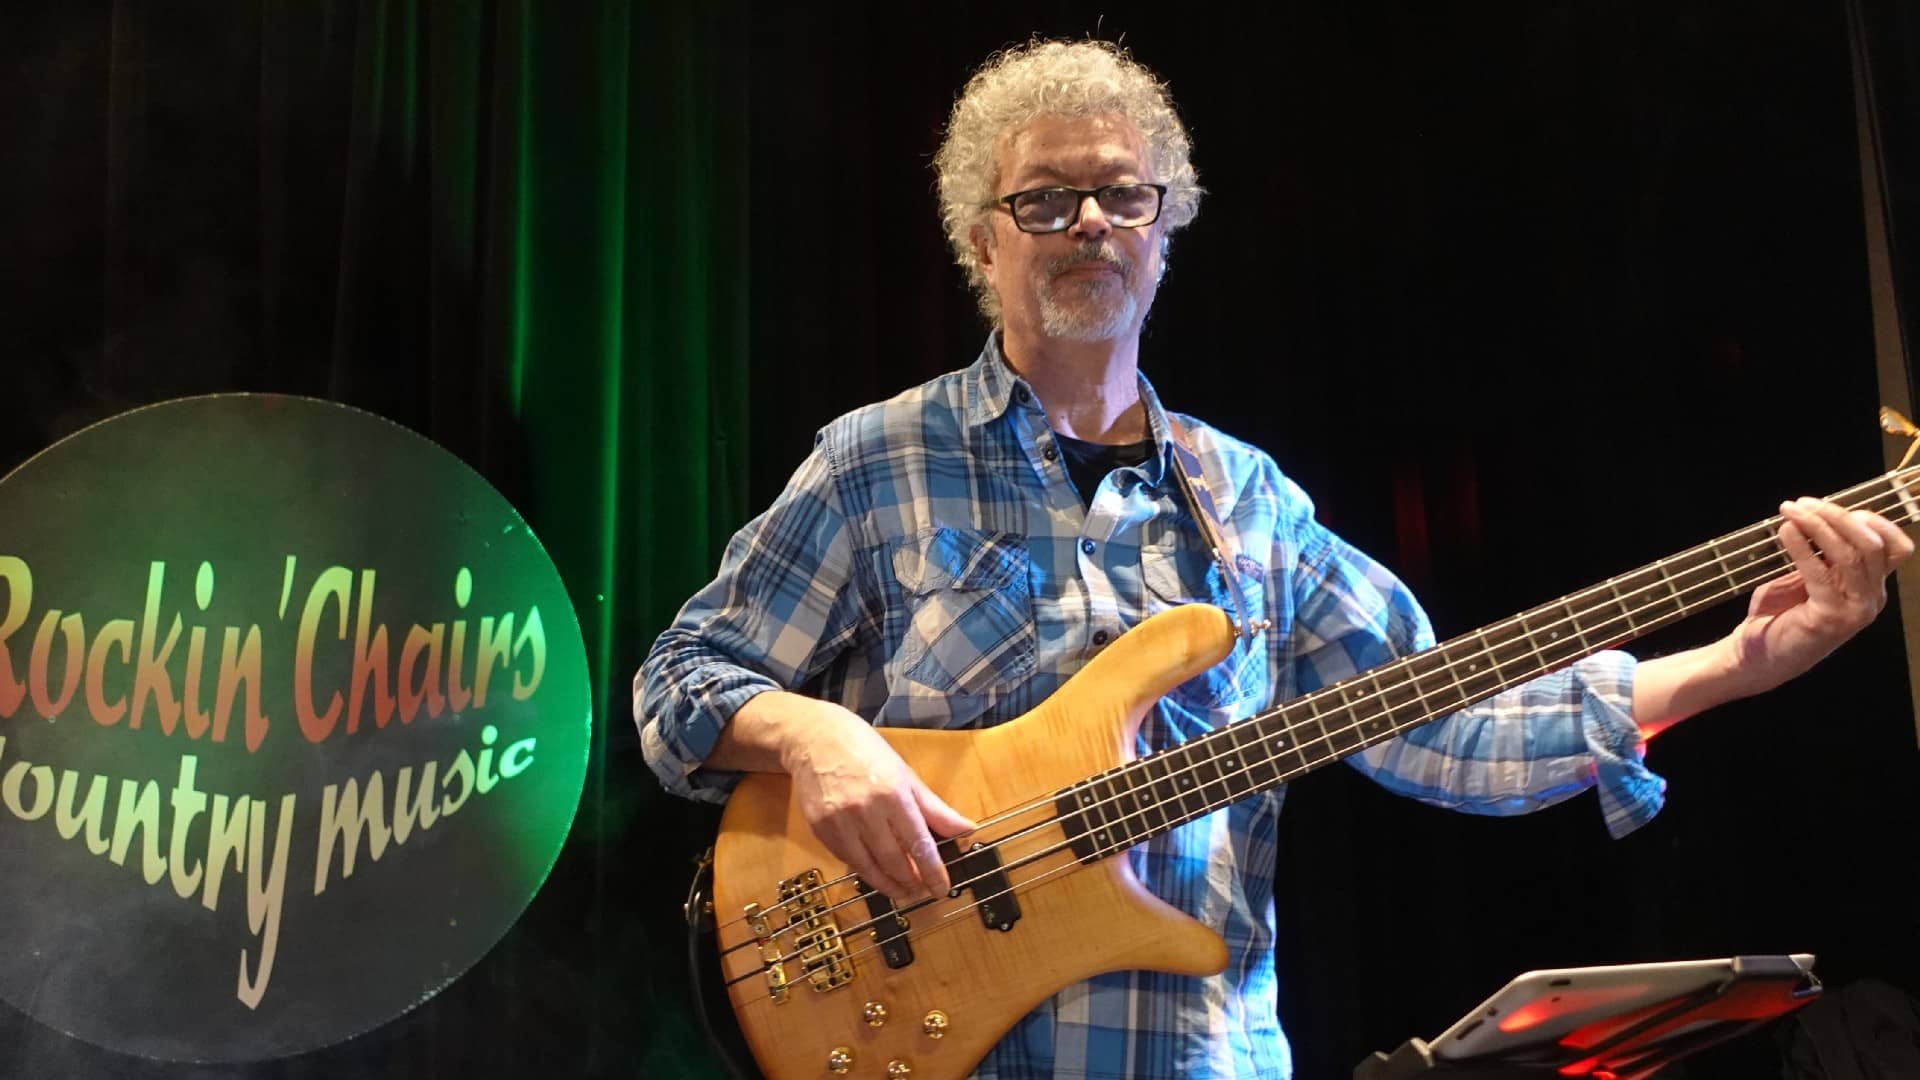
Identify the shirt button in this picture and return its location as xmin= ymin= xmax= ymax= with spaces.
xmin=1014 ymin=386 xmax=1031 ymax=403
xmin=1080 ymin=538 xmax=1096 ymax=555
xmin=1093 ymin=630 xmax=1110 ymax=646
xmin=1043 ymin=444 xmax=1058 ymax=461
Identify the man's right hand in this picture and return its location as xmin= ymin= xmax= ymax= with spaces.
xmin=777 ymin=699 xmax=977 ymax=906
xmin=703 ymin=689 xmax=977 ymax=907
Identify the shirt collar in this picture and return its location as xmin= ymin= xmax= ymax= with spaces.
xmin=1133 ymin=373 xmax=1177 ymax=487
xmin=964 ymin=333 xmax=1029 ymax=428
xmin=964 ymin=333 xmax=1175 ymax=485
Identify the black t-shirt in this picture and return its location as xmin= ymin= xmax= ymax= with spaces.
xmin=1053 ymin=431 xmax=1154 ymax=511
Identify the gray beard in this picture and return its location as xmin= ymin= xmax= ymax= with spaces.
xmin=1036 ymin=272 xmax=1139 ymax=342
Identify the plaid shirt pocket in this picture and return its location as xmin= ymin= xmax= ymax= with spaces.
xmin=887 ymin=528 xmax=1038 ymax=709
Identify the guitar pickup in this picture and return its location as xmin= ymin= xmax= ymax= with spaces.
xmin=940 ymin=839 xmax=1020 ymax=932
xmin=858 ymin=882 xmax=915 ymax=969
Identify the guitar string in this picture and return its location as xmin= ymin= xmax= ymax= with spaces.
xmin=721 ymin=483 xmax=1912 ymax=982
xmin=715 ymin=474 xmax=1915 ymax=957
xmin=720 ymin=543 xmax=1828 ymax=1002
xmin=721 ymin=478 xmax=1920 ymax=968
xmin=735 ymin=486 xmax=1913 ymax=990
xmin=715 ymin=477 xmax=1914 ymax=956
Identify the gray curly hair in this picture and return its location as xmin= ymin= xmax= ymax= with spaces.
xmin=934 ymin=39 xmax=1203 ymax=322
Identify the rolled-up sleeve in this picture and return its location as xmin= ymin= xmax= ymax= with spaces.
xmin=1289 ymin=515 xmax=1666 ymax=839
xmin=636 ymin=441 xmax=865 ymax=803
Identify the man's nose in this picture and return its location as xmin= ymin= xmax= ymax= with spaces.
xmin=1069 ymin=193 xmax=1112 ymax=240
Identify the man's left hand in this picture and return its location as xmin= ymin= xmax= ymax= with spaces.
xmin=1728 ymin=497 xmax=1915 ymax=692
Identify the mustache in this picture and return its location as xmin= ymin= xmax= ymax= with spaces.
xmin=1045 ymin=244 xmax=1134 ymax=282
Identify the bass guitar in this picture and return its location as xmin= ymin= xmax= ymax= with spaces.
xmin=706 ymin=461 xmax=1919 ymax=1080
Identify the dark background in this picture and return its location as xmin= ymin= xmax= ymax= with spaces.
xmin=4 ymin=1 xmax=1920 ymax=1077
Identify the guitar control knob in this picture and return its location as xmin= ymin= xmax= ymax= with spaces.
xmin=922 ymin=1010 xmax=949 ymax=1039
xmin=864 ymin=1000 xmax=889 ymax=1027
xmin=827 ymin=1046 xmax=853 ymax=1074
xmin=886 ymin=1061 xmax=912 ymax=1079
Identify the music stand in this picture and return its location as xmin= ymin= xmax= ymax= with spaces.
xmin=1353 ymin=954 xmax=1822 ymax=1080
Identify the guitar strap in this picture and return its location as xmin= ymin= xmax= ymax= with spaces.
xmin=684 ymin=846 xmax=759 ymax=1080
xmin=1162 ymin=414 xmax=1271 ymax=643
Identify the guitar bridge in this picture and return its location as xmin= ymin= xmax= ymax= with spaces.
xmin=777 ymin=869 xmax=856 ymax=994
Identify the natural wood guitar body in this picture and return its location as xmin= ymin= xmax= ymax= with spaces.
xmin=713 ymin=603 xmax=1239 ymax=1080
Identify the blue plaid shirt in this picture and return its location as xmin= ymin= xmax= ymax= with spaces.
xmin=637 ymin=337 xmax=1665 ymax=1080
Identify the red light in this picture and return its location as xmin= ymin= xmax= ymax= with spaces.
xmin=1497 ymin=985 xmax=1654 ymax=1034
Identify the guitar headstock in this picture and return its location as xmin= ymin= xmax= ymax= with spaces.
xmin=1875 ymin=407 xmax=1920 ymax=528
xmin=1881 ymin=406 xmax=1920 ymax=471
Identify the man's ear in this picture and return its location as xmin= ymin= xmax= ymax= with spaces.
xmin=970 ymin=221 xmax=996 ymax=278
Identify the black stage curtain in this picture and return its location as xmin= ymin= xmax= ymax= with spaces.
xmin=747 ymin=8 xmax=1920 ymax=1073
xmin=3 ymin=1 xmax=748 ymax=1076
xmin=5 ymin=2 xmax=1920 ymax=1078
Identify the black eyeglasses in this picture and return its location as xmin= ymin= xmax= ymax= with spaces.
xmin=993 ymin=183 xmax=1168 ymax=234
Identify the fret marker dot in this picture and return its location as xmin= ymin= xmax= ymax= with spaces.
xmin=1550 ymin=631 xmax=1559 ymax=639
xmin=1182 ymin=778 xmax=1192 ymax=787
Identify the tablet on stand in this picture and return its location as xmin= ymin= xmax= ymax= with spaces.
xmin=1353 ymin=954 xmax=1821 ymax=1080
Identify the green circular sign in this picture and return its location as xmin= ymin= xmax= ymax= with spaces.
xmin=0 ymin=395 xmax=591 ymax=1062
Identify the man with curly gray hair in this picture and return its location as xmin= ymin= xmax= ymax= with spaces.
xmin=639 ymin=38 xmax=1908 ymax=1080
xmin=934 ymin=38 xmax=1202 ymax=328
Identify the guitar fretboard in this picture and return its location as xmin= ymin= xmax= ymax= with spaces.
xmin=1054 ymin=467 xmax=1920 ymax=861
